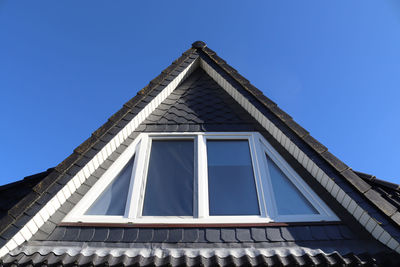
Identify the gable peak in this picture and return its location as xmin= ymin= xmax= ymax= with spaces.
xmin=192 ymin=40 xmax=207 ymax=49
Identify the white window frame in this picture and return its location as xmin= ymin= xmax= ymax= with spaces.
xmin=63 ymin=132 xmax=338 ymax=224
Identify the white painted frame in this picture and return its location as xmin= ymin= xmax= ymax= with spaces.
xmin=62 ymin=136 xmax=143 ymax=224
xmin=63 ymin=132 xmax=338 ymax=224
xmin=257 ymin=133 xmax=339 ymax=222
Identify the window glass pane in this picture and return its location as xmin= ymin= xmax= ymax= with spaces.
xmin=85 ymin=156 xmax=135 ymax=215
xmin=207 ymin=140 xmax=260 ymax=215
xmin=266 ymin=154 xmax=318 ymax=215
xmin=142 ymin=140 xmax=194 ymax=216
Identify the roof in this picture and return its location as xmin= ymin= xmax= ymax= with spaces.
xmin=356 ymin=171 xmax=400 ymax=212
xmin=2 ymin=242 xmax=399 ymax=266
xmin=1 ymin=41 xmax=400 ymax=266
xmin=0 ymin=169 xmax=53 ymax=221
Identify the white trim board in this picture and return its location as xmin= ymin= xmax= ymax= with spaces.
xmin=199 ymin=58 xmax=400 ymax=253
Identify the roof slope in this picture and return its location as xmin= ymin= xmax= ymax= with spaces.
xmin=0 ymin=169 xmax=53 ymax=221
xmin=1 ymin=41 xmax=400 ymax=265
xmin=2 ymin=244 xmax=399 ymax=266
xmin=357 ymin=171 xmax=400 ymax=211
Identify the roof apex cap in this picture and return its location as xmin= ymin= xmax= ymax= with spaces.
xmin=192 ymin=41 xmax=207 ymax=49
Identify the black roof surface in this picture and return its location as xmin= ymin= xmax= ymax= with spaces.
xmin=1 ymin=41 xmax=400 ymax=266
xmin=0 ymin=169 xmax=53 ymax=221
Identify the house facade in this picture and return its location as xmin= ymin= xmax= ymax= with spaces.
xmin=1 ymin=41 xmax=400 ymax=266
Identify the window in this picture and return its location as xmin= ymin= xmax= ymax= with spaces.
xmin=64 ymin=132 xmax=338 ymax=224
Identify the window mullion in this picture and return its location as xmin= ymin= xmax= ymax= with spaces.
xmin=255 ymin=133 xmax=278 ymax=219
xmin=128 ymin=134 xmax=150 ymax=219
xmin=123 ymin=145 xmax=141 ymax=218
xmin=197 ymin=134 xmax=209 ymax=218
xmin=249 ymin=134 xmax=268 ymax=218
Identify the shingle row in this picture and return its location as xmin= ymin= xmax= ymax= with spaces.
xmin=44 ymin=225 xmax=355 ymax=243
xmin=2 ymin=250 xmax=398 ymax=267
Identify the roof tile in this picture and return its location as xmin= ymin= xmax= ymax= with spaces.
xmin=8 ymin=191 xmax=40 ymax=220
xmin=341 ymin=169 xmax=372 ymax=194
xmin=321 ymin=151 xmax=349 ymax=173
xmin=265 ymin=228 xmax=284 ymax=242
xmin=365 ymin=189 xmax=397 ymax=217
xmin=220 ymin=228 xmax=238 ymax=243
xmin=121 ymin=228 xmax=138 ymax=242
xmin=236 ymin=228 xmax=253 ymax=242
xmin=63 ymin=227 xmax=81 ymax=241
xmin=250 ymin=228 xmax=268 ymax=242
xmin=91 ymin=228 xmax=109 ymax=242
xmin=107 ymin=228 xmax=124 ymax=242
xmin=32 ymin=170 xmax=59 ymax=195
xmin=47 ymin=227 xmax=66 ymax=240
xmin=54 ymin=152 xmax=81 ymax=173
xmin=77 ymin=228 xmax=95 ymax=242
xmin=153 ymin=229 xmax=169 ymax=243
xmin=205 ymin=229 xmax=222 ymax=243
xmin=310 ymin=226 xmax=329 ymax=240
xmin=284 ymin=119 xmax=309 ymax=138
xmin=280 ymin=227 xmax=295 ymax=241
xmin=166 ymin=229 xmax=183 ymax=243
xmin=303 ymin=134 xmax=328 ymax=154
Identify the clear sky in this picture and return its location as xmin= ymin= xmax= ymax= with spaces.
xmin=1 ymin=1 xmax=400 ymax=186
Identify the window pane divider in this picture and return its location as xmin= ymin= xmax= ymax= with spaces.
xmin=197 ymin=135 xmax=209 ymax=218
xmin=249 ymin=134 xmax=268 ymax=218
xmin=128 ymin=134 xmax=150 ymax=219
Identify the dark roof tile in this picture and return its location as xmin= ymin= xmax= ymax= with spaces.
xmin=47 ymin=227 xmax=66 ymax=241
xmin=166 ymin=229 xmax=183 ymax=243
xmin=324 ymin=225 xmax=345 ymax=240
xmin=136 ymin=228 xmax=153 ymax=242
xmin=310 ymin=226 xmax=329 ymax=240
xmin=341 ymin=169 xmax=373 ymax=194
xmin=153 ymin=229 xmax=169 ymax=243
xmin=77 ymin=228 xmax=95 ymax=242
xmin=107 ymin=228 xmax=124 ymax=242
xmin=63 ymin=227 xmax=81 ymax=241
xmin=265 ymin=228 xmax=284 ymax=242
xmin=288 ymin=226 xmax=313 ymax=241
xmin=91 ymin=228 xmax=109 ymax=242
xmin=280 ymin=227 xmax=295 ymax=241
xmin=365 ymin=189 xmax=397 ymax=217
xmin=8 ymin=190 xmax=40 ymax=220
xmin=121 ymin=228 xmax=138 ymax=242
xmin=250 ymin=228 xmax=268 ymax=242
xmin=338 ymin=225 xmax=357 ymax=240
xmin=321 ymin=151 xmax=349 ymax=173
xmin=205 ymin=229 xmax=222 ymax=243
xmin=236 ymin=228 xmax=253 ymax=242
xmin=220 ymin=228 xmax=238 ymax=243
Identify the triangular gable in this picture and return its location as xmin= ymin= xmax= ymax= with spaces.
xmin=1 ymin=41 xmax=400 ymax=259
xmin=60 ymin=68 xmax=337 ymax=224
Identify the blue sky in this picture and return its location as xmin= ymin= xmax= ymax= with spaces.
xmin=1 ymin=1 xmax=400 ymax=186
